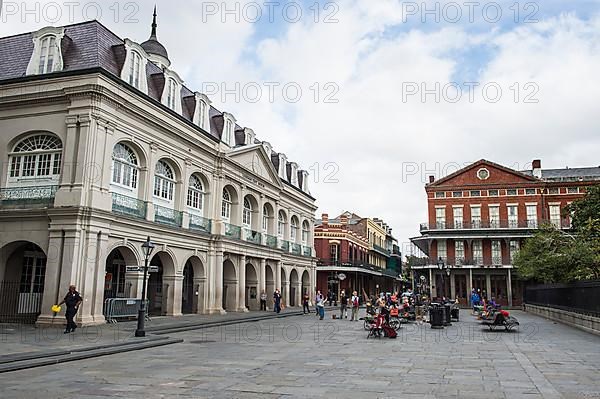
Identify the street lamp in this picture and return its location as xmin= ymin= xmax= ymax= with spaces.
xmin=437 ymin=257 xmax=448 ymax=300
xmin=135 ymin=236 xmax=155 ymax=338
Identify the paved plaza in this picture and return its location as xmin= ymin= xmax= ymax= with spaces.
xmin=1 ymin=310 xmax=599 ymax=398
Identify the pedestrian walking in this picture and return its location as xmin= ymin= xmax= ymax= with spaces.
xmin=260 ymin=290 xmax=267 ymax=311
xmin=57 ymin=285 xmax=82 ymax=334
xmin=350 ymin=291 xmax=360 ymax=321
xmin=339 ymin=289 xmax=348 ymax=319
xmin=315 ymin=290 xmax=323 ymax=317
xmin=302 ymin=292 xmax=310 ymax=314
xmin=273 ymin=289 xmax=282 ymax=314
xmin=317 ymin=294 xmax=325 ymax=320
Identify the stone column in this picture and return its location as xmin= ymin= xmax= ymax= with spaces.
xmin=283 ymin=278 xmax=290 ymax=308
xmin=507 ymin=269 xmax=513 ymax=307
xmin=259 ymin=258 xmax=266 ymax=306
xmin=238 ymin=255 xmax=248 ymax=312
xmin=485 ymin=272 xmax=492 ymax=300
xmin=36 ymin=231 xmax=66 ymax=326
xmin=450 ymin=270 xmax=456 ymax=300
xmin=276 ymin=261 xmax=282 ymax=291
xmin=209 ymin=248 xmax=225 ymax=314
xmin=193 ymin=276 xmax=207 ymax=314
xmin=125 ymin=271 xmax=145 ymax=299
xmin=163 ymin=275 xmax=183 ymax=316
xmin=467 ymin=268 xmax=473 ymax=304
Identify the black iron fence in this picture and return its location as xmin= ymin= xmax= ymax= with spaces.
xmin=0 ymin=281 xmax=44 ymax=324
xmin=524 ymin=280 xmax=600 ymax=318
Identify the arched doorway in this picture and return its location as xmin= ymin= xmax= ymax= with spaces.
xmin=290 ymin=269 xmax=299 ymax=307
xmin=182 ymin=262 xmax=194 ymax=314
xmin=265 ymin=264 xmax=275 ymax=308
xmin=302 ymin=270 xmax=310 ymax=298
xmin=104 ymin=247 xmax=138 ymax=301
xmin=222 ymin=259 xmax=237 ymax=311
xmin=245 ymin=263 xmax=258 ymax=310
xmin=0 ymin=242 xmax=47 ymax=324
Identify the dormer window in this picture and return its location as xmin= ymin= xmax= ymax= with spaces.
xmin=166 ymin=78 xmax=177 ymax=110
xmin=26 ymin=27 xmax=65 ymax=76
xmin=192 ymin=92 xmax=211 ymax=131
xmin=128 ymin=51 xmax=142 ymax=89
xmin=222 ymin=114 xmax=236 ymax=146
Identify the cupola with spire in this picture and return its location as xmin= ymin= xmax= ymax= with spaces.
xmin=141 ymin=6 xmax=171 ymax=68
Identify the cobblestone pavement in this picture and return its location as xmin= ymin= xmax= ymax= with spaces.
xmin=1 ymin=310 xmax=599 ymax=398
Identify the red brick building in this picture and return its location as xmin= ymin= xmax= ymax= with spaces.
xmin=315 ymin=212 xmax=400 ymax=300
xmin=410 ymin=159 xmax=600 ymax=307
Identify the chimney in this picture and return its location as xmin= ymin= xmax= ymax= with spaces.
xmin=532 ymin=159 xmax=542 ymax=179
xmin=429 ymin=175 xmax=435 ymax=183
xmin=322 ymin=213 xmax=329 ymax=227
xmin=340 ymin=214 xmax=349 ymax=227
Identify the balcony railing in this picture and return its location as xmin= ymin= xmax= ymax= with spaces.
xmin=0 ymin=185 xmax=58 ymax=208
xmin=111 ymin=193 xmax=147 ymax=219
xmin=224 ymin=223 xmax=242 ymax=240
xmin=265 ymin=234 xmax=278 ymax=249
xmin=317 ymin=259 xmax=397 ymax=275
xmin=420 ymin=219 xmax=571 ymax=231
xmin=154 ymin=205 xmax=183 ymax=227
xmin=279 ymin=239 xmax=289 ymax=252
xmin=302 ymin=246 xmax=312 ymax=257
xmin=189 ymin=214 xmax=211 ymax=234
xmin=372 ymin=244 xmax=391 ymax=256
xmin=243 ymin=228 xmax=262 ymax=244
xmin=291 ymin=243 xmax=302 ymax=255
xmin=408 ymin=256 xmax=509 ymax=267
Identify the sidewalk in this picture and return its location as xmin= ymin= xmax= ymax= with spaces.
xmin=0 ymin=307 xmax=328 ymax=372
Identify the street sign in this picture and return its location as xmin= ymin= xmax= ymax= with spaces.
xmin=126 ymin=266 xmax=160 ymax=273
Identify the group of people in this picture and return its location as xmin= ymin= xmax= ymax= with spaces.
xmin=470 ymin=288 xmax=499 ymax=313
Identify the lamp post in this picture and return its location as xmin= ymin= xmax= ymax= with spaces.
xmin=135 ymin=236 xmax=155 ymax=338
xmin=437 ymin=257 xmax=448 ymax=300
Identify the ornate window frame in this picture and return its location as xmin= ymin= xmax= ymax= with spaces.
xmin=26 ymin=27 xmax=65 ymax=76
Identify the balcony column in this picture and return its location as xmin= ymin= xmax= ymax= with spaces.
xmin=238 ymin=255 xmax=248 ymax=312
xmin=428 ymin=268 xmax=433 ymax=298
xmin=507 ymin=269 xmax=513 ymax=307
xmin=276 ymin=261 xmax=282 ymax=292
xmin=450 ymin=270 xmax=456 ymax=299
xmin=259 ymin=258 xmax=266 ymax=300
xmin=485 ymin=272 xmax=492 ymax=300
xmin=465 ymin=239 xmax=473 ymax=264
xmin=208 ymin=247 xmax=225 ymax=314
xmin=467 ymin=268 xmax=473 ymax=303
xmin=144 ymin=143 xmax=158 ymax=222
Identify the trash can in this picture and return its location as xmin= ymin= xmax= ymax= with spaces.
xmin=443 ymin=303 xmax=452 ymax=326
xmin=450 ymin=305 xmax=459 ymax=321
xmin=429 ymin=303 xmax=444 ymax=329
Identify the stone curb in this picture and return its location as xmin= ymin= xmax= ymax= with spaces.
xmin=0 ymin=337 xmax=183 ymax=373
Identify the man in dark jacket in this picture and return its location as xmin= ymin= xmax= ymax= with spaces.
xmin=273 ymin=289 xmax=282 ymax=314
xmin=58 ymin=285 xmax=82 ymax=334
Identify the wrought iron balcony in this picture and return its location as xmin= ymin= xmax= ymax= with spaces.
xmin=408 ymin=256 xmax=511 ymax=268
xmin=291 ymin=243 xmax=302 ymax=255
xmin=279 ymin=239 xmax=290 ymax=252
xmin=0 ymin=185 xmax=58 ymax=208
xmin=224 ymin=223 xmax=241 ymax=239
xmin=154 ymin=204 xmax=183 ymax=227
xmin=189 ymin=214 xmax=211 ymax=234
xmin=317 ymin=258 xmax=396 ymax=275
xmin=111 ymin=192 xmax=147 ymax=219
xmin=302 ymin=246 xmax=312 ymax=257
xmin=420 ymin=218 xmax=571 ymax=231
xmin=243 ymin=228 xmax=262 ymax=244
xmin=265 ymin=234 xmax=278 ymax=249
xmin=372 ymin=244 xmax=391 ymax=257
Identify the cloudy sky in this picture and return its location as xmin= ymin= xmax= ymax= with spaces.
xmin=2 ymin=0 xmax=600 ymax=254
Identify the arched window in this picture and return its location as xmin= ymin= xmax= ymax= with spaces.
xmin=198 ymin=100 xmax=207 ymax=129
xmin=262 ymin=205 xmax=269 ymax=233
xmin=290 ymin=217 xmax=299 ymax=242
xmin=8 ymin=134 xmax=63 ymax=181
xmin=221 ymin=188 xmax=231 ymax=222
xmin=111 ymin=143 xmax=138 ymax=189
xmin=187 ymin=174 xmax=204 ymax=211
xmin=128 ymin=51 xmax=142 ymax=89
xmin=224 ymin=118 xmax=234 ymax=146
xmin=242 ymin=198 xmax=252 ymax=227
xmin=277 ymin=211 xmax=286 ymax=238
xmin=38 ymin=35 xmax=59 ymax=74
xmin=153 ymin=160 xmax=175 ymax=201
xmin=302 ymin=220 xmax=310 ymax=244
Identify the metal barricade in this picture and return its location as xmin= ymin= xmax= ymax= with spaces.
xmin=103 ymin=298 xmax=149 ymax=324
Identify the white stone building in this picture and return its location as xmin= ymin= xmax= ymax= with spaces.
xmin=0 ymin=15 xmax=317 ymax=325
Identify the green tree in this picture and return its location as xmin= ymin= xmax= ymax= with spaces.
xmin=566 ymin=185 xmax=600 ymax=231
xmin=513 ymin=224 xmax=574 ymax=283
